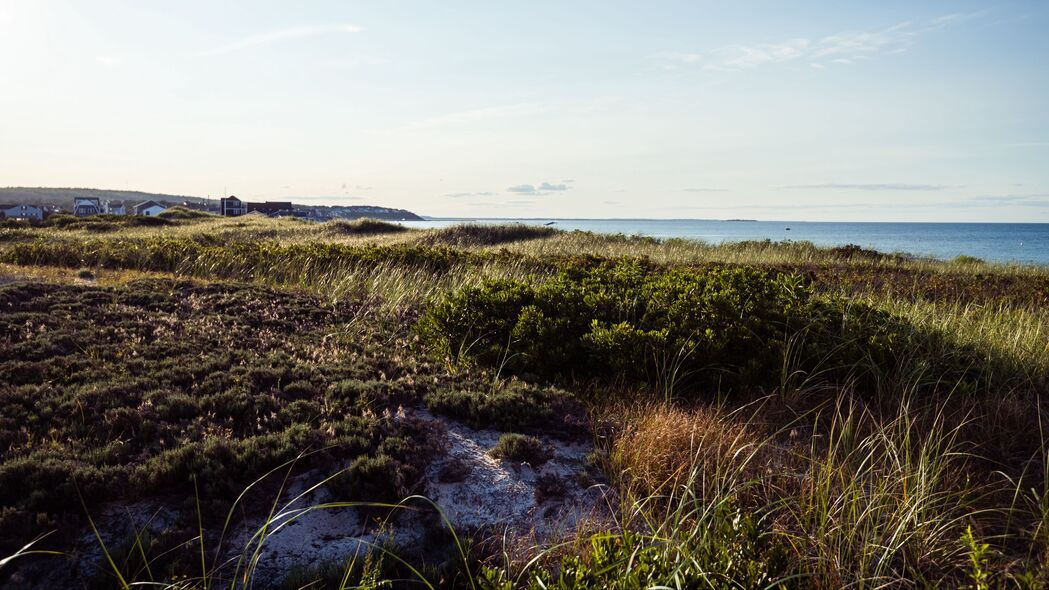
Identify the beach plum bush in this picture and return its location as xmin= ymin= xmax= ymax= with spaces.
xmin=418 ymin=260 xmax=967 ymax=394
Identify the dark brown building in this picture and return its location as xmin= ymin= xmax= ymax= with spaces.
xmin=246 ymin=201 xmax=294 ymax=216
xmin=220 ymin=196 xmax=247 ymax=216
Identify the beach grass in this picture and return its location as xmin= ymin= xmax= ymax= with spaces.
xmin=2 ymin=216 xmax=1048 ymax=588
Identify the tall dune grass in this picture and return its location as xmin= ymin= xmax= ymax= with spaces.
xmin=4 ymin=216 xmax=1049 ymax=587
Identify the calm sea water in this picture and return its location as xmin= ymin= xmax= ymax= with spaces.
xmin=401 ymin=219 xmax=1049 ymax=266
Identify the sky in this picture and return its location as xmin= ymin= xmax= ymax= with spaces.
xmin=1 ymin=0 xmax=1047 ymax=221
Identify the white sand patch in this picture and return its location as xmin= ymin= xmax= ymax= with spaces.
xmin=423 ymin=410 xmax=608 ymax=538
xmin=225 ymin=409 xmax=609 ymax=582
xmin=10 ymin=409 xmax=610 ymax=589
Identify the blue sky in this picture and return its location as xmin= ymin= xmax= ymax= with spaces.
xmin=1 ymin=0 xmax=1047 ymax=221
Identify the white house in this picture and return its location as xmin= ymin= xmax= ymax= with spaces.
xmin=73 ymin=197 xmax=102 ymax=217
xmin=134 ymin=200 xmax=167 ymax=216
xmin=105 ymin=200 xmax=126 ymax=215
xmin=0 ymin=203 xmax=44 ymax=220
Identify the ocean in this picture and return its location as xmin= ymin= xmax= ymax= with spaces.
xmin=400 ymin=219 xmax=1049 ymax=266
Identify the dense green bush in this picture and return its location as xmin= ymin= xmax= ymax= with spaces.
xmin=323 ymin=217 xmax=407 ymax=236
xmin=423 ymin=381 xmax=579 ymax=433
xmin=421 ymin=223 xmax=559 ymax=247
xmin=489 ymin=433 xmax=553 ymax=465
xmin=417 ymin=260 xmax=967 ymax=395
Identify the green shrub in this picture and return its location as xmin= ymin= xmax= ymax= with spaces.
xmin=423 ymin=381 xmax=577 ymax=432
xmin=324 ymin=217 xmax=407 ymax=236
xmin=418 ymin=262 xmax=811 ymax=391
xmin=417 ymin=260 xmax=984 ymax=396
xmin=508 ymin=509 xmax=797 ymax=589
xmin=953 ymin=254 xmax=985 ymax=265
xmin=332 ymin=454 xmax=404 ymax=503
xmin=489 ymin=433 xmax=553 ymax=465
xmin=156 ymin=206 xmax=213 ymax=220
xmin=421 ymin=223 xmax=558 ymax=247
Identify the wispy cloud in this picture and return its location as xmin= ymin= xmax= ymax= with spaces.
xmin=653 ymin=51 xmax=703 ymax=70
xmin=197 ymin=24 xmax=363 ymax=57
xmin=929 ymin=11 xmax=988 ymax=28
xmin=682 ymin=187 xmax=729 ymax=193
xmin=405 ymin=103 xmax=546 ymax=130
xmin=506 ymin=182 xmax=571 ymax=195
xmin=660 ymin=13 xmax=983 ymax=72
xmin=782 ymin=183 xmax=952 ymax=191
xmin=445 ymin=191 xmax=496 ymax=198
xmin=705 ymin=38 xmax=810 ymax=71
xmin=468 ymin=200 xmax=534 ymax=208
xmin=507 ymin=184 xmax=539 ymax=194
xmin=969 ymin=193 xmax=1049 ymax=206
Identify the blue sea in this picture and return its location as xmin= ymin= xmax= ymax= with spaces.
xmin=401 ymin=219 xmax=1049 ymax=266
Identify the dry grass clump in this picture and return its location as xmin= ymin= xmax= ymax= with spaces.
xmin=609 ymin=402 xmax=767 ymax=499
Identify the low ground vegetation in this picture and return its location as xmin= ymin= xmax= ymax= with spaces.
xmin=1 ymin=217 xmax=1048 ymax=588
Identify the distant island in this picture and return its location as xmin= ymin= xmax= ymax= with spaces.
xmin=0 ymin=187 xmax=424 ymax=221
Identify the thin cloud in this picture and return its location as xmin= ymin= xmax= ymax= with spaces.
xmin=969 ymin=193 xmax=1049 ymax=206
xmin=652 ymin=51 xmax=702 ymax=70
xmin=706 ymin=38 xmax=810 ymax=71
xmin=406 ymin=103 xmax=546 ymax=130
xmin=682 ymin=188 xmax=729 ymax=193
xmin=929 ymin=11 xmax=989 ymax=28
xmin=197 ymin=24 xmax=363 ymax=57
xmin=445 ymin=191 xmax=496 ymax=198
xmin=782 ymin=183 xmax=951 ymax=191
xmin=538 ymin=182 xmax=569 ymax=192
xmin=507 ymin=182 xmax=571 ymax=195
xmin=661 ymin=13 xmax=983 ymax=72
xmin=507 ymin=184 xmax=538 ymax=194
xmin=468 ymin=201 xmax=534 ymax=208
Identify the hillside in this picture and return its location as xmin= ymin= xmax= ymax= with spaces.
xmin=1 ymin=216 xmax=1049 ymax=588
xmin=0 ymin=187 xmax=424 ymax=221
xmin=0 ymin=187 xmax=208 ymax=208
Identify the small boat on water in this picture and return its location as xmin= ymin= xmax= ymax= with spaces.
xmin=544 ymin=221 xmax=556 ymax=226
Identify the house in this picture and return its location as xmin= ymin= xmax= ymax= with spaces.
xmin=73 ymin=197 xmax=102 ymax=217
xmin=220 ymin=195 xmax=247 ymax=216
xmin=246 ymin=201 xmax=294 ymax=216
xmin=105 ymin=200 xmax=126 ymax=215
xmin=134 ymin=200 xmax=167 ymax=216
xmin=0 ymin=203 xmax=44 ymax=220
